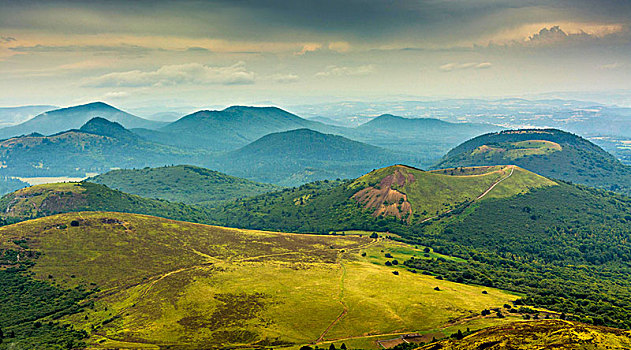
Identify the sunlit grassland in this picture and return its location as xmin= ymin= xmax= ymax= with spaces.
xmin=0 ymin=212 xmax=519 ymax=349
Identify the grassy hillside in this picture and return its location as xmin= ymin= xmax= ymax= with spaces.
xmin=209 ymin=164 xmax=631 ymax=329
xmin=210 ymin=164 xmax=555 ymax=231
xmin=0 ymin=212 xmax=524 ymax=349
xmin=211 ymin=129 xmax=420 ymax=186
xmin=435 ymin=129 xmax=631 ymax=194
xmin=0 ymin=102 xmax=164 ymax=139
xmin=0 ymin=182 xmax=213 ymax=223
xmin=0 ymin=118 xmax=207 ymax=177
xmin=417 ymin=320 xmax=631 ymax=349
xmin=88 ymin=165 xmax=281 ymax=207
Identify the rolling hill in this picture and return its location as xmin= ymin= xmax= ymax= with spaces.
xmin=0 ymin=118 xmax=207 ymax=177
xmin=88 ymin=165 xmax=281 ymax=207
xmin=139 ymin=106 xmax=339 ymax=151
xmin=211 ymin=128 xmax=416 ymax=185
xmin=434 ymin=129 xmax=631 ymax=194
xmin=210 ymin=164 xmax=631 ymax=329
xmin=0 ymin=182 xmax=213 ymax=223
xmin=210 ymin=164 xmax=556 ymax=231
xmin=0 ymin=211 xmax=525 ymax=349
xmin=0 ymin=102 xmax=164 ymax=139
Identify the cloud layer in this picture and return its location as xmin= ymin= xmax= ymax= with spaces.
xmin=85 ymin=62 xmax=255 ymax=87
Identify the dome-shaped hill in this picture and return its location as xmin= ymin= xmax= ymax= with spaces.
xmin=0 ymin=182 xmax=212 ymax=223
xmin=349 ymin=164 xmax=556 ymax=222
xmin=435 ymin=128 xmax=631 ymax=194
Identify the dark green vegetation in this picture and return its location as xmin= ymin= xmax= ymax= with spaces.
xmin=435 ymin=129 xmax=631 ymax=194
xmin=211 ymin=129 xmax=414 ymax=185
xmin=138 ymin=106 xmax=338 ymax=151
xmin=209 ymin=164 xmax=631 ymax=330
xmin=0 ymin=266 xmax=90 ymax=350
xmin=0 ymin=118 xmax=206 ymax=177
xmin=0 ymin=102 xmax=164 ymax=139
xmin=88 ymin=165 xmax=280 ymax=206
xmin=0 ymin=181 xmax=213 ymax=223
xmin=417 ymin=320 xmax=631 ymax=349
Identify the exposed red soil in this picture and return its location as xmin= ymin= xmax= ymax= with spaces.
xmin=352 ymin=169 xmax=415 ymax=221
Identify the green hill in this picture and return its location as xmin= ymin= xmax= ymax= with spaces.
xmin=211 ymin=128 xmax=417 ymax=186
xmin=0 ymin=182 xmax=213 ymax=223
xmin=435 ymin=129 xmax=631 ymax=194
xmin=0 ymin=212 xmax=523 ymax=349
xmin=0 ymin=102 xmax=164 ymax=139
xmin=141 ymin=106 xmax=339 ymax=151
xmin=418 ymin=320 xmax=631 ymax=350
xmin=88 ymin=165 xmax=281 ymax=207
xmin=209 ymin=164 xmax=631 ymax=329
xmin=0 ymin=118 xmax=206 ymax=177
xmin=210 ymin=164 xmax=555 ymax=231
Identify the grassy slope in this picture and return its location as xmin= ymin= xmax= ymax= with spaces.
xmin=88 ymin=165 xmax=281 ymax=207
xmin=0 ymin=212 xmax=520 ymax=349
xmin=418 ymin=320 xmax=631 ymax=349
xmin=0 ymin=182 xmax=213 ymax=223
xmin=209 ymin=165 xmax=556 ymax=232
xmin=435 ymin=129 xmax=631 ymax=194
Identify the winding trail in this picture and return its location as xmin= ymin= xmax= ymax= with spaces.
xmin=314 ymin=238 xmax=379 ymax=343
xmin=420 ymin=165 xmax=515 ymax=223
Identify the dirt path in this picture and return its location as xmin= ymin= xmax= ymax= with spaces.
xmin=314 ymin=238 xmax=378 ymax=343
xmin=420 ymin=165 xmax=515 ymax=223
xmin=476 ymin=165 xmax=514 ymax=200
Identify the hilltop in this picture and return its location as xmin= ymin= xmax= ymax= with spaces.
xmin=88 ymin=165 xmax=281 ymax=206
xmin=0 ymin=212 xmax=522 ymax=349
xmin=141 ymin=105 xmax=338 ymax=151
xmin=211 ymin=128 xmax=413 ymax=185
xmin=210 ymin=164 xmax=555 ymax=231
xmin=0 ymin=102 xmax=164 ymax=139
xmin=435 ymin=129 xmax=631 ymax=194
xmin=0 ymin=182 xmax=213 ymax=223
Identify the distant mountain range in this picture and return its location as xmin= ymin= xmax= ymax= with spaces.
xmin=0 ymin=102 xmax=165 ymax=139
xmin=137 ymin=105 xmax=339 ymax=151
xmin=0 ymin=117 xmax=204 ymax=177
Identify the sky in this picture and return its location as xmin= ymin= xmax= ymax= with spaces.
xmin=1 ymin=0 xmax=630 ymax=111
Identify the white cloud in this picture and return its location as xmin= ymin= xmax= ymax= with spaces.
xmin=295 ymin=43 xmax=322 ymax=55
xmin=315 ymin=64 xmax=375 ymax=77
xmin=103 ymin=91 xmax=130 ymax=99
xmin=271 ymin=73 xmax=300 ymax=83
xmin=84 ymin=62 xmax=255 ymax=87
xmin=439 ymin=62 xmax=492 ymax=72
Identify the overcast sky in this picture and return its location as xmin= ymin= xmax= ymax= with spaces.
xmin=1 ymin=0 xmax=630 ymax=109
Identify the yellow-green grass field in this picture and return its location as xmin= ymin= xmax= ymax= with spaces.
xmin=0 ymin=212 xmax=524 ymax=349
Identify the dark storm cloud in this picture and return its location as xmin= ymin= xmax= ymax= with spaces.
xmin=1 ymin=0 xmax=629 ymax=44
